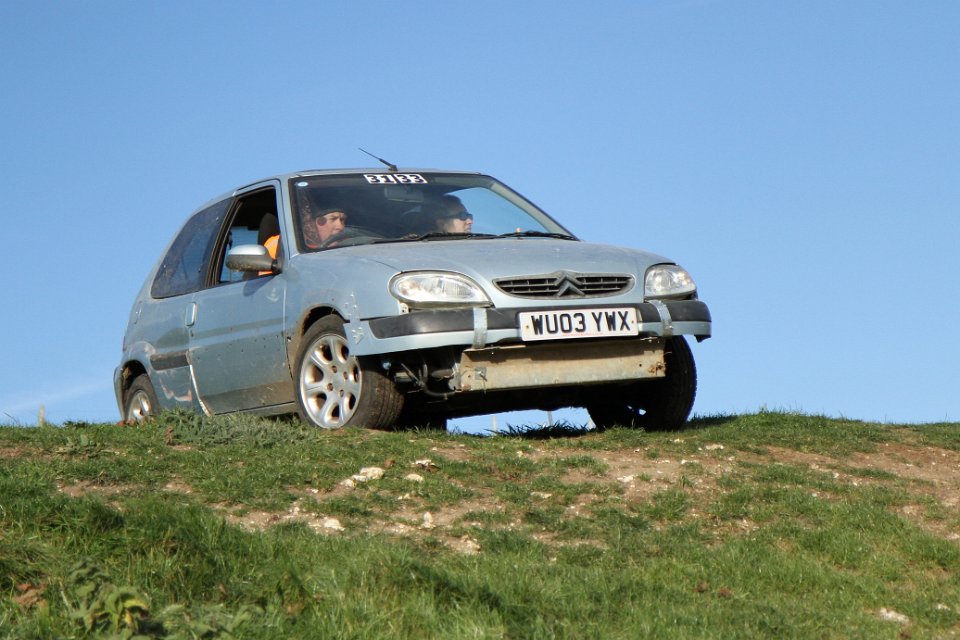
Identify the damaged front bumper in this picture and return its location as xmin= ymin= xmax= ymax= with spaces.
xmin=352 ymin=300 xmax=710 ymax=393
xmin=354 ymin=300 xmax=710 ymax=355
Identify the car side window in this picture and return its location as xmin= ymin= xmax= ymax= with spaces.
xmin=216 ymin=187 xmax=280 ymax=284
xmin=151 ymin=199 xmax=230 ymax=299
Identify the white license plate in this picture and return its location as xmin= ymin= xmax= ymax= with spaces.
xmin=518 ymin=307 xmax=639 ymax=342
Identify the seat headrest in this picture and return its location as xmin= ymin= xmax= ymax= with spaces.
xmin=257 ymin=214 xmax=280 ymax=245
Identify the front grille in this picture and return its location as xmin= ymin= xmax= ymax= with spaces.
xmin=495 ymin=272 xmax=634 ymax=299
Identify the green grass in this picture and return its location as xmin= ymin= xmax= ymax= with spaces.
xmin=1 ymin=411 xmax=959 ymax=638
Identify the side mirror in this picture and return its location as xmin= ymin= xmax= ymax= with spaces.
xmin=226 ymin=244 xmax=280 ymax=274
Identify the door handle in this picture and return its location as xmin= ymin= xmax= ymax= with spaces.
xmin=185 ymin=302 xmax=197 ymax=327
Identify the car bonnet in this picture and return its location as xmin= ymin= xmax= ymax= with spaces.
xmin=330 ymin=237 xmax=671 ymax=282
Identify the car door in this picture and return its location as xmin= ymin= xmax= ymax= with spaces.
xmin=140 ymin=198 xmax=230 ymax=412
xmin=188 ymin=182 xmax=294 ymax=413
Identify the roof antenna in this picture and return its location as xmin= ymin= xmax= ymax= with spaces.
xmin=359 ymin=148 xmax=398 ymax=172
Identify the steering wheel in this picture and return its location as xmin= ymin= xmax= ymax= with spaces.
xmin=319 ymin=226 xmax=384 ymax=248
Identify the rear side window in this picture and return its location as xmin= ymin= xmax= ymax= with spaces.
xmin=151 ymin=199 xmax=229 ymax=299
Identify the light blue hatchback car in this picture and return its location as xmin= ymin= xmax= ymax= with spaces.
xmin=115 ymin=169 xmax=711 ymax=431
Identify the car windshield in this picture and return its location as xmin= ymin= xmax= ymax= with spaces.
xmin=290 ymin=172 xmax=576 ymax=252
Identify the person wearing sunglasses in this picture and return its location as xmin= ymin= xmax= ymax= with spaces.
xmin=428 ymin=195 xmax=474 ymax=234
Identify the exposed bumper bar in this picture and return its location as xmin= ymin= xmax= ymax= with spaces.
xmin=459 ymin=338 xmax=666 ymax=392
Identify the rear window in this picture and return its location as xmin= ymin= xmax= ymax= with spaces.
xmin=151 ymin=199 xmax=229 ymax=298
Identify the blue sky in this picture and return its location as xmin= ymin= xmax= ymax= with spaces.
xmin=1 ymin=1 xmax=957 ymax=428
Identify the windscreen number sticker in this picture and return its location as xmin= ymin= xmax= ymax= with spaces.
xmin=364 ymin=173 xmax=427 ymax=185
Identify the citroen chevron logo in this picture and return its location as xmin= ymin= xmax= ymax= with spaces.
xmin=553 ymin=272 xmax=584 ymax=297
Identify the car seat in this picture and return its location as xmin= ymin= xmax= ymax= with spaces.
xmin=256 ymin=213 xmax=282 ymax=276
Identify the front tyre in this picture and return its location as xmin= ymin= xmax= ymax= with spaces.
xmin=295 ymin=316 xmax=403 ymax=429
xmin=124 ymin=374 xmax=159 ymax=422
xmin=587 ymin=336 xmax=697 ymax=431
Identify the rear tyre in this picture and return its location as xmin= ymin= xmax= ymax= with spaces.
xmin=587 ymin=336 xmax=697 ymax=431
xmin=295 ymin=316 xmax=403 ymax=429
xmin=124 ymin=374 xmax=159 ymax=422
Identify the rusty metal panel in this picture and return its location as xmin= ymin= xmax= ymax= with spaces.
xmin=459 ymin=338 xmax=665 ymax=392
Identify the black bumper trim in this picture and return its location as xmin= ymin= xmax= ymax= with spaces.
xmin=367 ymin=301 xmax=710 ymax=340
xmin=150 ymin=351 xmax=189 ymax=371
xmin=664 ymin=300 xmax=712 ymax=323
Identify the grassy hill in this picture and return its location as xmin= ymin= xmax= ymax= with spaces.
xmin=2 ymin=412 xmax=959 ymax=638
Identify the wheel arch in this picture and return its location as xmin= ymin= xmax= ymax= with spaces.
xmin=119 ymin=360 xmax=149 ymax=398
xmin=115 ymin=359 xmax=149 ymax=418
xmin=288 ymin=306 xmax=345 ymax=365
xmin=301 ymin=306 xmax=343 ymax=334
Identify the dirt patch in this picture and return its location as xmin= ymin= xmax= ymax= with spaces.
xmin=750 ymin=444 xmax=960 ymax=505
xmin=850 ymin=442 xmax=960 ymax=486
xmin=223 ymin=500 xmax=347 ymax=535
xmin=163 ymin=478 xmax=195 ymax=495
xmin=2 ymin=446 xmax=47 ymax=460
xmin=732 ymin=443 xmax=960 ymax=541
xmin=57 ymin=477 xmax=200 ymax=500
xmin=57 ymin=480 xmax=135 ymax=499
xmin=427 ymin=443 xmax=474 ymax=464
xmin=45 ymin=436 xmax=960 ymax=550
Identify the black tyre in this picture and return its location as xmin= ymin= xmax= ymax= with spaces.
xmin=587 ymin=336 xmax=697 ymax=431
xmin=124 ymin=374 xmax=159 ymax=422
xmin=295 ymin=316 xmax=403 ymax=429
xmin=394 ymin=411 xmax=449 ymax=432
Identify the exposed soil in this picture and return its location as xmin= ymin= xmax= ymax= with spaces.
xmin=43 ymin=438 xmax=960 ymax=553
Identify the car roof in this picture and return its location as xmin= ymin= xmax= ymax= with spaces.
xmin=186 ymin=169 xmax=488 ymax=219
xmin=236 ymin=168 xmax=484 ymax=192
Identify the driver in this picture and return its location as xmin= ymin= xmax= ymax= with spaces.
xmin=310 ymin=207 xmax=348 ymax=246
xmin=264 ymin=207 xmax=347 ymax=260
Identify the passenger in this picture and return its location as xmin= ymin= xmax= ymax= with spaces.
xmin=427 ymin=195 xmax=473 ymax=233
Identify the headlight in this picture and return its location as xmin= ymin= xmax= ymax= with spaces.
xmin=390 ymin=272 xmax=492 ymax=308
xmin=645 ymin=265 xmax=697 ymax=299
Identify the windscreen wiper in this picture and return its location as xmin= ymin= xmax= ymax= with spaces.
xmin=495 ymin=230 xmax=577 ymax=240
xmin=371 ymin=232 xmax=496 ymax=244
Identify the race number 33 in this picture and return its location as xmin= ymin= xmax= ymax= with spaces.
xmin=363 ymin=173 xmax=427 ymax=184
